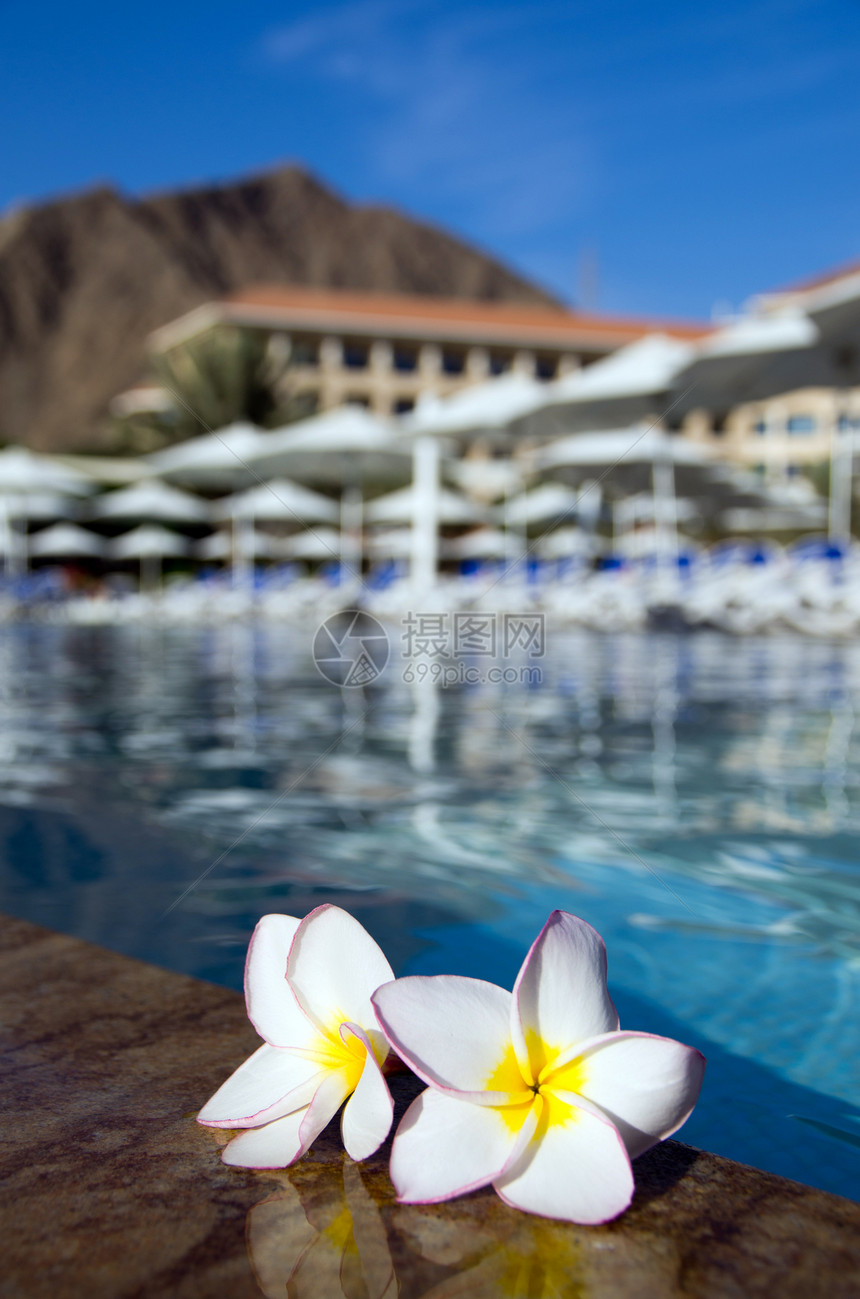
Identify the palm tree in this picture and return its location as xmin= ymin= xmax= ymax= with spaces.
xmin=110 ymin=325 xmax=316 ymax=453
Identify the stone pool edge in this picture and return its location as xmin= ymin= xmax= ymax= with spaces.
xmin=1 ymin=911 xmax=857 ymax=1298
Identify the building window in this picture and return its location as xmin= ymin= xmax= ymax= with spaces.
xmin=441 ymin=348 xmax=466 ymax=375
xmin=393 ymin=398 xmax=415 ymax=414
xmin=535 ymin=355 xmax=557 ymax=381
xmin=292 ymin=338 xmax=319 ymax=367
xmin=343 ymin=342 xmax=370 ymax=370
xmin=489 ymin=352 xmax=512 ymax=375
xmin=392 ymin=346 xmax=418 ymax=373
xmin=787 ymin=415 xmax=816 ymax=435
xmin=345 ymin=394 xmax=370 ymax=408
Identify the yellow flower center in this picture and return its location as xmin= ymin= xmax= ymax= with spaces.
xmin=485 ymin=1037 xmax=589 ymax=1136
xmin=292 ymin=1017 xmax=372 ymax=1093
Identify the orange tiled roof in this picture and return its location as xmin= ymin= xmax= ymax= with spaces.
xmin=220 ymin=285 xmax=711 ymax=345
xmin=767 ymin=257 xmax=860 ymax=298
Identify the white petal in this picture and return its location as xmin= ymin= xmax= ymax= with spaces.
xmin=512 ymin=911 xmax=618 ymax=1078
xmin=340 ymin=1024 xmax=394 ymax=1161
xmin=197 ymin=1044 xmax=324 ymax=1128
xmin=245 ymin=914 xmax=319 ymax=1050
xmin=494 ymin=1097 xmax=633 ymax=1224
xmin=288 ymin=905 xmax=394 ymax=1039
xmin=373 ymin=976 xmax=523 ymax=1101
xmin=222 ymin=1107 xmax=309 ymax=1168
xmin=390 ymin=1088 xmax=529 ymax=1203
xmin=571 ymin=1031 xmax=706 ymax=1158
xmin=299 ymin=1068 xmax=354 ymax=1149
xmin=223 ymin=1070 xmax=351 ymax=1168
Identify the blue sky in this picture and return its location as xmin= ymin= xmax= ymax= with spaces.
xmin=2 ymin=0 xmax=860 ymax=318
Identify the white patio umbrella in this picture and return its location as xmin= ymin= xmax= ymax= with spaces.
xmin=670 ymin=300 xmax=860 ymax=543
xmin=719 ymin=503 xmax=828 ymax=533
xmin=538 ymin=427 xmax=720 ymax=581
xmin=245 ymin=407 xmax=415 ymax=586
xmin=500 ymin=482 xmax=582 ymax=528
xmin=29 ymin=524 xmax=106 ymax=560
xmin=537 ymin=426 xmax=721 ymax=479
xmin=212 ymin=478 xmax=340 ymax=586
xmin=447 ymin=456 xmax=524 ymax=503
xmin=444 ymin=527 xmax=510 ymax=560
xmin=149 ymin=422 xmax=269 ymax=490
xmin=109 ymin=525 xmax=191 ymax=590
xmin=365 ymin=484 xmax=484 ymax=527
xmin=52 ymin=454 xmax=151 ymax=486
xmin=536 ymin=526 xmax=596 ymax=560
xmin=402 ymin=390 xmax=528 ymax=584
xmin=247 ymin=407 xmax=411 ymax=486
xmin=211 ymin=479 xmax=339 ymax=525
xmin=513 ymin=335 xmax=698 ymax=436
xmin=0 ymin=447 xmax=96 ymax=575
xmin=365 ymin=528 xmax=415 ymax=560
xmin=0 ymin=447 xmax=96 ymax=495
xmin=88 ymin=479 xmax=211 ymax=527
xmin=196 ymin=529 xmax=283 ymax=563
xmin=403 ymin=372 xmax=546 ymax=440
xmin=669 ymin=310 xmax=822 ymax=414
xmin=0 ymin=491 xmax=79 ymax=520
xmin=495 ymin=481 xmax=583 ymax=564
xmin=614 ymin=492 xmax=699 ymax=527
xmin=0 ymin=491 xmax=82 ymax=573
xmin=282 ymin=528 xmax=344 ymax=561
xmin=799 ymin=266 xmax=860 ymax=338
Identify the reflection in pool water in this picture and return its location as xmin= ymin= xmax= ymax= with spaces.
xmin=0 ymin=623 xmax=857 ymax=1199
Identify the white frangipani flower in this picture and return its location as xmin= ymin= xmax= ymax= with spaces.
xmin=199 ymin=905 xmax=395 ymax=1167
xmin=373 ymin=910 xmax=705 ymax=1224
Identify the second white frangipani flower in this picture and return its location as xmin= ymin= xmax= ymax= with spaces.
xmin=198 ymin=905 xmax=395 ymax=1167
xmin=372 ymin=910 xmax=705 ymax=1224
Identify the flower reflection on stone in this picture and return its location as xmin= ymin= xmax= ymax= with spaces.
xmin=246 ymin=1161 xmax=396 ymax=1299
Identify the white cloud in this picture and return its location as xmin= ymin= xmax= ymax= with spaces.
xmin=258 ymin=1 xmax=593 ymax=243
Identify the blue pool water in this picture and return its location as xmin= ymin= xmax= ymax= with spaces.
xmin=0 ymin=622 xmax=857 ymax=1199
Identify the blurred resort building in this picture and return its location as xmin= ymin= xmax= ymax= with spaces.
xmin=683 ymin=386 xmax=860 ymax=477
xmin=678 ymin=259 xmax=860 ymax=480
xmin=115 ymin=285 xmax=709 ymax=423
xmin=109 ymin=266 xmax=860 ymax=490
xmin=6 ymin=248 xmax=860 ymax=632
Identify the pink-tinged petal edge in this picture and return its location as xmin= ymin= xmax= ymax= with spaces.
xmin=244 ymin=914 xmax=318 ymax=1050
xmin=389 ymin=1088 xmax=534 ymax=1205
xmin=372 ymin=976 xmax=521 ymax=1105
xmin=511 ymin=910 xmax=619 ymax=1079
xmin=221 ymin=1069 xmax=351 ymax=1169
xmin=287 ymin=904 xmax=394 ymax=1041
xmin=298 ymin=1068 xmax=353 ymax=1151
xmin=221 ymin=1107 xmax=309 ymax=1169
xmin=197 ymin=1043 xmax=324 ymax=1129
xmin=565 ymin=1029 xmax=706 ymax=1159
xmin=339 ymin=1022 xmax=394 ymax=1162
xmin=494 ymin=1097 xmax=634 ymax=1225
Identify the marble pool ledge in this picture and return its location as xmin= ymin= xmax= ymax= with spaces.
xmin=1 ymin=912 xmax=858 ymax=1299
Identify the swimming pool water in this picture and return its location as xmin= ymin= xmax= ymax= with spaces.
xmin=0 ymin=622 xmax=857 ymax=1199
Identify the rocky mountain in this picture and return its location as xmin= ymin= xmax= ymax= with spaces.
xmin=0 ymin=166 xmax=560 ymax=453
